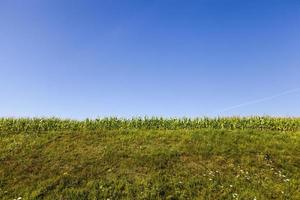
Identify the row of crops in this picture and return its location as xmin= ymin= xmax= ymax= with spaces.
xmin=0 ymin=117 xmax=300 ymax=133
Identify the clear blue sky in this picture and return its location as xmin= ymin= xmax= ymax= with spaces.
xmin=1 ymin=0 xmax=300 ymax=119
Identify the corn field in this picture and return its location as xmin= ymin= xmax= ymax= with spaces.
xmin=0 ymin=117 xmax=300 ymax=134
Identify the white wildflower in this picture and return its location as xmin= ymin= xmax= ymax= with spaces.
xmin=232 ymin=193 xmax=238 ymax=198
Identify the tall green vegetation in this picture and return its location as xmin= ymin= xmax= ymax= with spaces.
xmin=1 ymin=117 xmax=300 ymax=134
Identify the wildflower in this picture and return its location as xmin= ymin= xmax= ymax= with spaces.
xmin=17 ymin=198 xmax=22 ymax=200
xmin=232 ymin=193 xmax=238 ymax=198
xmin=230 ymin=185 xmax=233 ymax=188
xmin=253 ymin=197 xmax=257 ymax=200
xmin=284 ymin=179 xmax=290 ymax=182
xmin=209 ymin=178 xmax=213 ymax=181
xmin=264 ymin=154 xmax=271 ymax=161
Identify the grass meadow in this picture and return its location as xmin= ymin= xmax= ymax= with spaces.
xmin=0 ymin=117 xmax=299 ymax=199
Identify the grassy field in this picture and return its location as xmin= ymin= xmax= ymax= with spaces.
xmin=0 ymin=118 xmax=300 ymax=199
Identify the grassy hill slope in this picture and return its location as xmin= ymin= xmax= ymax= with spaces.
xmin=0 ymin=118 xmax=300 ymax=199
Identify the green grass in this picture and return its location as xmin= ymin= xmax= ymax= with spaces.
xmin=1 ymin=125 xmax=300 ymax=199
xmin=1 ymin=117 xmax=300 ymax=133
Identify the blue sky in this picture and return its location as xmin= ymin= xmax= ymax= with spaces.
xmin=0 ymin=0 xmax=300 ymax=119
